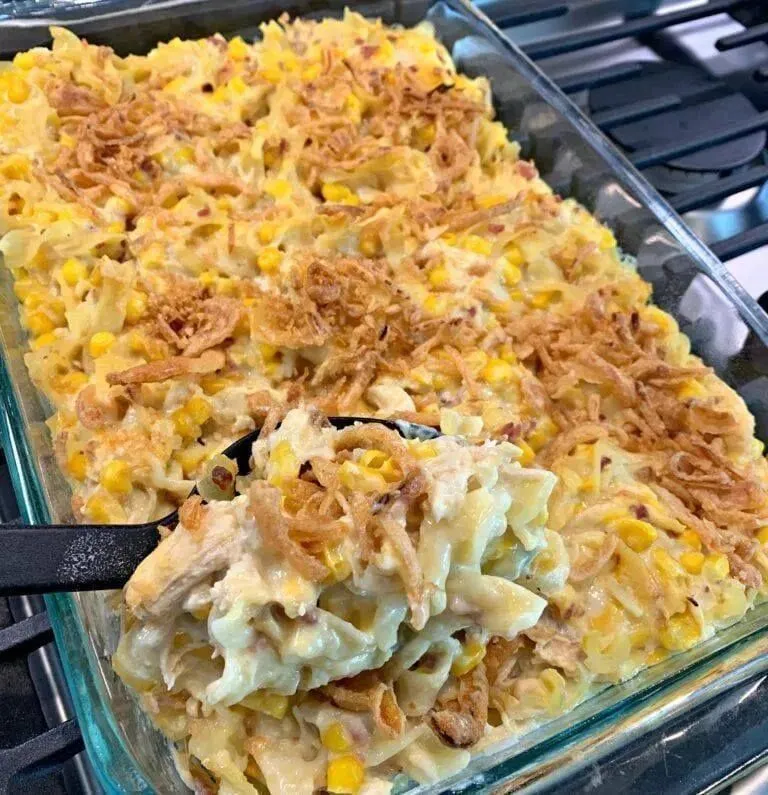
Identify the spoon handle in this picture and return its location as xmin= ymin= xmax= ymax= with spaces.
xmin=0 ymin=523 xmax=159 ymax=595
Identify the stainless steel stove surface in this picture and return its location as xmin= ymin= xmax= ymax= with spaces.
xmin=3 ymin=2 xmax=768 ymax=793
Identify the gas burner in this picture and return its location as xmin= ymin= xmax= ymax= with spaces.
xmin=589 ymin=61 xmax=767 ymax=196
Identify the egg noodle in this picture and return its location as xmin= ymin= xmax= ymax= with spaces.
xmin=1 ymin=10 xmax=768 ymax=795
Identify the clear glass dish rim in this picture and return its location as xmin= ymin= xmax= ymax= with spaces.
xmin=0 ymin=0 xmax=766 ymax=792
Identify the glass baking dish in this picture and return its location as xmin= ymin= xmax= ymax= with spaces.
xmin=1 ymin=0 xmax=768 ymax=792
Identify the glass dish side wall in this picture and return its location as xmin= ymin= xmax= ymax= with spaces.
xmin=0 ymin=1 xmax=766 ymax=793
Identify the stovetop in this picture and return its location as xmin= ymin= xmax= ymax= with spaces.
xmin=4 ymin=2 xmax=768 ymax=794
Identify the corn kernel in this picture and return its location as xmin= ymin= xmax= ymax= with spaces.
xmin=599 ymin=227 xmax=616 ymax=250
xmin=411 ymin=442 xmax=438 ymax=459
xmin=757 ymin=526 xmax=768 ymax=546
xmin=84 ymin=494 xmax=123 ymax=523
xmin=451 ymin=639 xmax=486 ymax=677
xmin=428 ymin=266 xmax=449 ymax=288
xmin=241 ymin=691 xmax=290 ymax=719
xmin=264 ymin=178 xmax=292 ymax=200
xmin=422 ymin=294 xmax=448 ymax=316
xmin=414 ymin=122 xmax=436 ymax=148
xmin=13 ymin=279 xmax=36 ymax=302
xmin=172 ymin=408 xmax=200 ymax=439
xmin=652 ymin=547 xmax=685 ymax=579
xmin=228 ymin=76 xmax=247 ymax=95
xmin=680 ymin=529 xmax=702 ymax=551
xmin=125 ymin=290 xmax=147 ymax=324
xmin=529 ymin=290 xmax=558 ymax=309
xmin=323 ymin=545 xmax=352 ymax=582
xmin=7 ymin=75 xmax=30 ymax=103
xmin=321 ymin=722 xmax=352 ymax=753
xmin=326 ymin=755 xmax=365 ymax=795
xmin=613 ymin=518 xmax=658 ymax=553
xmin=358 ymin=449 xmax=400 ymax=482
xmin=359 ymin=230 xmax=380 ymax=258
xmin=175 ymin=446 xmax=209 ymax=478
xmin=499 ymin=345 xmax=517 ymax=364
xmin=227 ymin=36 xmax=249 ymax=60
xmin=345 ymin=93 xmax=362 ymax=120
xmin=89 ymin=331 xmax=116 ymax=358
xmin=339 ymin=460 xmax=387 ymax=493
xmin=257 ymin=247 xmax=283 ymax=274
xmin=703 ymin=552 xmax=730 ymax=582
xmin=462 ymin=234 xmax=492 ymax=256
xmin=659 ymin=611 xmax=700 ymax=652
xmin=301 ymin=63 xmax=322 ymax=82
xmin=502 ymin=261 xmax=522 ymax=287
xmin=677 ymin=379 xmax=707 ymax=400
xmin=441 ymin=232 xmax=457 ymax=246
xmin=504 ymin=244 xmax=525 ymax=268
xmin=258 ymin=222 xmax=277 ymax=244
xmin=25 ymin=309 xmax=55 ymax=336
xmin=31 ymin=331 xmax=56 ymax=350
xmin=642 ymin=305 xmax=677 ymax=335
xmin=679 ymin=551 xmax=705 ymax=575
xmin=476 ymin=194 xmax=508 ymax=209
xmin=67 ymin=452 xmax=88 ymax=481
xmin=13 ymin=52 xmax=36 ymax=70
xmin=516 ymin=439 xmax=535 ymax=466
xmin=185 ymin=396 xmax=212 ymax=425
xmin=321 ymin=182 xmax=358 ymax=205
xmin=198 ymin=269 xmax=218 ymax=288
xmin=61 ymin=258 xmax=87 ymax=286
xmin=100 ymin=460 xmax=132 ymax=494
xmin=200 ymin=374 xmax=231 ymax=395
xmin=481 ymin=358 xmax=515 ymax=385
xmin=527 ymin=416 xmax=558 ymax=452
xmin=269 ymin=440 xmax=300 ymax=485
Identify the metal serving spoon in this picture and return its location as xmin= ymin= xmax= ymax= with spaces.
xmin=0 ymin=417 xmax=439 ymax=596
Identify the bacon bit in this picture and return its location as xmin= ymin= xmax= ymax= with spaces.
xmin=197 ymin=207 xmax=211 ymax=217
xmin=515 ymin=160 xmax=537 ymax=180
xmin=430 ymin=662 xmax=488 ymax=748
xmin=631 ymin=504 xmax=649 ymax=520
xmin=361 ymin=44 xmax=380 ymax=59
xmin=600 ymin=456 xmax=612 ymax=470
xmin=210 ymin=466 xmax=234 ymax=492
xmin=487 ymin=223 xmax=505 ymax=234
xmin=106 ymin=349 xmax=225 ymax=385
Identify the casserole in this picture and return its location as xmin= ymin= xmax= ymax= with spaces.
xmin=1 ymin=1 xmax=768 ymax=793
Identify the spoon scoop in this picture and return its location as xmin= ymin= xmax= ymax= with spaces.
xmin=0 ymin=416 xmax=439 ymax=595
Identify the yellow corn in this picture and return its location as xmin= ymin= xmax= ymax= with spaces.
xmin=516 ymin=439 xmax=535 ymax=466
xmin=171 ymin=408 xmax=200 ymax=440
xmin=200 ymin=374 xmax=232 ymax=395
xmin=481 ymin=358 xmax=515 ymax=385
xmin=451 ymin=639 xmax=486 ymax=677
xmin=677 ymin=379 xmax=707 ymax=400
xmin=321 ymin=182 xmax=358 ymax=205
xmin=185 ymin=396 xmax=212 ymax=425
xmin=529 ymin=290 xmax=559 ymax=309
xmin=646 ymin=648 xmax=669 ymax=666
xmin=12 ymin=278 xmax=36 ymax=302
xmin=411 ymin=441 xmax=438 ymax=459
xmin=241 ymin=691 xmax=290 ymax=719
xmin=422 ymin=294 xmax=448 ymax=316
xmin=476 ymin=194 xmax=508 ymax=209
xmin=67 ymin=452 xmax=88 ymax=481
xmin=227 ymin=76 xmax=246 ymax=95
xmin=215 ymin=277 xmax=237 ymax=296
xmin=258 ymin=222 xmax=277 ymax=244
xmin=613 ymin=518 xmax=658 ymax=553
xmin=680 ymin=529 xmax=702 ymax=551
xmin=679 ymin=551 xmax=705 ymax=575
xmin=175 ymin=446 xmax=209 ymax=478
xmin=358 ymin=449 xmax=400 ymax=482
xmin=504 ymin=243 xmax=525 ymax=268
xmin=502 ymin=261 xmax=522 ymax=287
xmin=461 ymin=234 xmax=492 ymax=256
xmin=441 ymin=232 xmax=457 ymax=246
xmin=13 ymin=52 xmax=36 ymax=70
xmin=428 ymin=266 xmax=449 ymax=288
xmin=757 ymin=526 xmax=768 ymax=546
xmin=264 ymin=178 xmax=292 ymax=200
xmin=659 ymin=611 xmax=700 ymax=652
xmin=345 ymin=93 xmax=362 ymax=120
xmin=100 ymin=460 xmax=132 ymax=494
xmin=359 ymin=230 xmax=380 ymax=258
xmin=652 ymin=547 xmax=685 ymax=579
xmin=301 ymin=63 xmax=322 ymax=82
xmin=61 ymin=258 xmax=87 ymax=286
xmin=599 ymin=228 xmax=616 ymax=250
xmin=198 ymin=269 xmax=218 ymax=288
xmin=85 ymin=494 xmax=123 ymax=523
xmin=257 ymin=247 xmax=283 ymax=274
xmin=326 ymin=755 xmax=365 ymax=795
xmin=642 ymin=305 xmax=677 ymax=335
xmin=323 ymin=545 xmax=352 ymax=582
xmin=321 ymin=722 xmax=352 ymax=753
xmin=88 ymin=331 xmax=116 ymax=358
xmin=499 ymin=345 xmax=517 ymax=364
xmin=125 ymin=290 xmax=147 ymax=324
xmin=527 ymin=416 xmax=558 ymax=452
xmin=227 ymin=36 xmax=249 ymax=60
xmin=269 ymin=440 xmax=299 ymax=485
xmin=589 ymin=603 xmax=619 ymax=633
xmin=703 ymin=552 xmax=730 ymax=582
xmin=25 ymin=310 xmax=55 ymax=336
xmin=7 ymin=75 xmax=29 ymax=103
xmin=414 ymin=122 xmax=436 ymax=148
xmin=339 ymin=460 xmax=387 ymax=493
xmin=31 ymin=331 xmax=57 ymax=350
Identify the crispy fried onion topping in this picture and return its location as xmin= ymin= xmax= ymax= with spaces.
xmin=430 ymin=661 xmax=489 ymax=749
xmin=321 ymin=670 xmax=405 ymax=738
xmin=106 ymin=349 xmax=225 ymax=386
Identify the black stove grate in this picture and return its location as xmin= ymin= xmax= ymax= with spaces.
xmin=3 ymin=2 xmax=768 ymax=794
